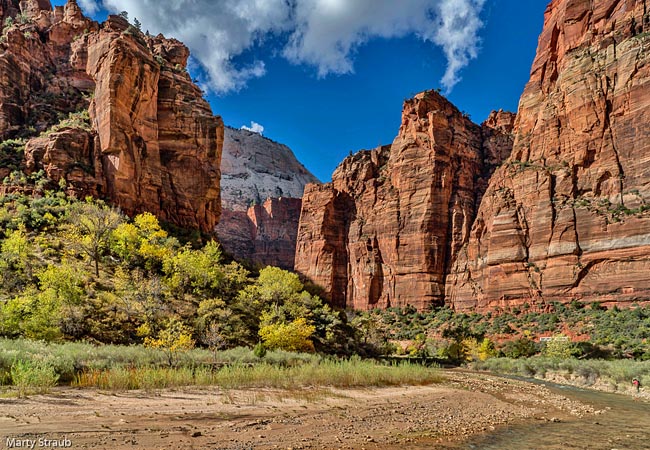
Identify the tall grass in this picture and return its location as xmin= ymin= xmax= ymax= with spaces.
xmin=74 ymin=358 xmax=443 ymax=390
xmin=473 ymin=357 xmax=650 ymax=390
xmin=10 ymin=360 xmax=59 ymax=397
xmin=0 ymin=339 xmax=441 ymax=391
xmin=0 ymin=339 xmax=322 ymax=385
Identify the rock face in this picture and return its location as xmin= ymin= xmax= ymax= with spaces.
xmin=446 ymin=0 xmax=650 ymax=311
xmin=0 ymin=1 xmax=223 ymax=232
xmin=296 ymin=0 xmax=650 ymax=312
xmin=217 ymin=127 xmax=318 ymax=268
xmin=220 ymin=127 xmax=317 ymax=211
xmin=221 ymin=197 xmax=303 ymax=270
xmin=295 ymin=92 xmax=515 ymax=309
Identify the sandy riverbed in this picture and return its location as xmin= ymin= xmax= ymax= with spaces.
xmin=0 ymin=371 xmax=597 ymax=449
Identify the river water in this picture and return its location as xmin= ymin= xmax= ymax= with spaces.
xmin=461 ymin=378 xmax=650 ymax=450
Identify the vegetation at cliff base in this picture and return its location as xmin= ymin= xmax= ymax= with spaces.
xmin=352 ymin=301 xmax=650 ymax=361
xmin=0 ymin=339 xmax=442 ymax=393
xmin=0 ymin=186 xmax=647 ymax=396
xmin=0 ymin=189 xmax=355 ymax=356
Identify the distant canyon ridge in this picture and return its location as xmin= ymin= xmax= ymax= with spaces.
xmin=0 ymin=0 xmax=649 ymax=312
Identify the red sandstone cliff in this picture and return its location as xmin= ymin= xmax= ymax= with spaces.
xmin=295 ymin=91 xmax=515 ymax=309
xmin=1 ymin=0 xmax=222 ymax=232
xmin=296 ymin=0 xmax=650 ymax=311
xmin=446 ymin=0 xmax=650 ymax=311
xmin=218 ymin=198 xmax=303 ymax=270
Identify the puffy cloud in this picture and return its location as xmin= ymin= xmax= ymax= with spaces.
xmin=102 ymin=0 xmax=293 ymax=92
xmin=284 ymin=0 xmax=484 ymax=92
xmin=82 ymin=0 xmax=486 ymax=93
xmin=78 ymin=0 xmax=101 ymax=15
xmin=241 ymin=121 xmax=265 ymax=135
xmin=428 ymin=0 xmax=486 ymax=92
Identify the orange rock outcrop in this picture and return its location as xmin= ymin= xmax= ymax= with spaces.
xmin=297 ymin=0 xmax=650 ymax=311
xmin=218 ymin=197 xmax=303 ymax=270
xmin=295 ymin=92 xmax=515 ymax=309
xmin=2 ymin=0 xmax=222 ymax=232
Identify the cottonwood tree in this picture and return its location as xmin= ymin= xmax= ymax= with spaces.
xmin=65 ymin=201 xmax=122 ymax=276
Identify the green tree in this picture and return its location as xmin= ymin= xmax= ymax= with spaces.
xmin=542 ymin=334 xmax=577 ymax=359
xmin=37 ymin=262 xmax=87 ymax=338
xmin=111 ymin=212 xmax=177 ymax=269
xmin=441 ymin=323 xmax=484 ymax=362
xmin=0 ymin=227 xmax=33 ymax=289
xmin=0 ymin=288 xmax=62 ymax=341
xmin=114 ymin=267 xmax=169 ymax=335
xmin=238 ymin=266 xmax=351 ymax=352
xmin=65 ymin=201 xmax=122 ymax=276
xmin=164 ymin=241 xmax=224 ymax=299
xmin=143 ymin=318 xmax=195 ymax=366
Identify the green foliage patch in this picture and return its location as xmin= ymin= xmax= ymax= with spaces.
xmin=0 ymin=191 xmax=356 ymax=360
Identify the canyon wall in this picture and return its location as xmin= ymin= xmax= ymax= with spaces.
xmin=295 ymin=91 xmax=515 ymax=309
xmin=217 ymin=127 xmax=318 ymax=268
xmin=1 ymin=0 xmax=223 ymax=232
xmin=446 ymin=0 xmax=650 ymax=311
xmin=297 ymin=0 xmax=650 ymax=311
xmin=217 ymin=198 xmax=304 ymax=270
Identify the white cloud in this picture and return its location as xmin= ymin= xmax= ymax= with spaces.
xmin=78 ymin=0 xmax=100 ymax=15
xmin=429 ymin=0 xmax=486 ymax=92
xmin=101 ymin=0 xmax=293 ymax=92
xmin=241 ymin=121 xmax=265 ymax=135
xmin=84 ymin=0 xmax=486 ymax=93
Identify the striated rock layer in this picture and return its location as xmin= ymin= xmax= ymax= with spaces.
xmin=295 ymin=91 xmax=515 ymax=310
xmin=218 ymin=197 xmax=303 ymax=270
xmin=216 ymin=127 xmax=317 ymax=267
xmin=297 ymin=0 xmax=650 ymax=312
xmin=446 ymin=0 xmax=650 ymax=311
xmin=0 ymin=0 xmax=222 ymax=232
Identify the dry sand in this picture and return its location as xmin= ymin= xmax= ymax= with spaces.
xmin=0 ymin=370 xmax=596 ymax=449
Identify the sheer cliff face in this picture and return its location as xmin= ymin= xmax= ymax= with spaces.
xmin=295 ymin=91 xmax=515 ymax=309
xmin=220 ymin=127 xmax=318 ymax=212
xmin=296 ymin=0 xmax=650 ymax=311
xmin=219 ymin=197 xmax=304 ymax=270
xmin=446 ymin=0 xmax=650 ymax=311
xmin=216 ymin=127 xmax=318 ymax=269
xmin=1 ymin=0 xmax=223 ymax=232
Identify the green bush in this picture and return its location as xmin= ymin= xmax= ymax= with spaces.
xmin=10 ymin=359 xmax=59 ymax=397
xmin=253 ymin=342 xmax=267 ymax=358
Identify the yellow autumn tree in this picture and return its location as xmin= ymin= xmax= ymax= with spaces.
xmin=143 ymin=318 xmax=195 ymax=366
xmin=258 ymin=316 xmax=316 ymax=353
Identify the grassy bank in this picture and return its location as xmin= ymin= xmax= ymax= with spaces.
xmin=0 ymin=339 xmax=442 ymax=394
xmin=472 ymin=357 xmax=649 ymax=394
xmin=73 ymin=358 xmax=443 ymax=390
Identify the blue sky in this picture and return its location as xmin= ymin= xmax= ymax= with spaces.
xmin=54 ymin=0 xmax=549 ymax=182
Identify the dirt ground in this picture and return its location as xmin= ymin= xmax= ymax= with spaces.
xmin=0 ymin=370 xmax=597 ymax=449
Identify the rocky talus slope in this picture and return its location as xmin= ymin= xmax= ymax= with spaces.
xmin=0 ymin=0 xmax=222 ymax=232
xmin=217 ymin=127 xmax=318 ymax=269
xmin=297 ymin=0 xmax=650 ymax=311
